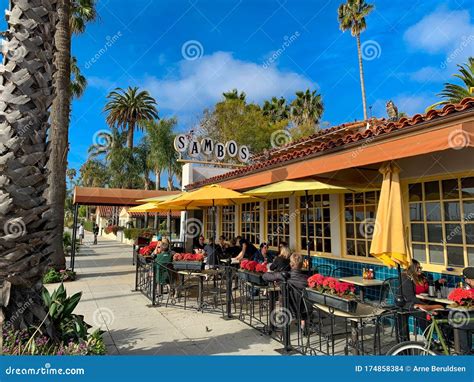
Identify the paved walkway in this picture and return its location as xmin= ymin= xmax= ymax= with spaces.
xmin=50 ymin=232 xmax=280 ymax=355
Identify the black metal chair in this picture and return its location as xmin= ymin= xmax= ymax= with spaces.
xmin=314 ymin=264 xmax=333 ymax=277
xmin=332 ymin=267 xmax=353 ymax=278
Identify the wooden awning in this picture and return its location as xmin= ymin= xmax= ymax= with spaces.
xmin=73 ymin=187 xmax=180 ymax=206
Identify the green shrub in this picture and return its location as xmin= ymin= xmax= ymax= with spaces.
xmin=123 ymin=228 xmax=156 ymax=241
xmin=42 ymin=268 xmax=76 ymax=284
xmin=83 ymin=220 xmax=94 ymax=232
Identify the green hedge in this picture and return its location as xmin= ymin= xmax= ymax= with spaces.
xmin=123 ymin=228 xmax=156 ymax=241
xmin=83 ymin=220 xmax=94 ymax=232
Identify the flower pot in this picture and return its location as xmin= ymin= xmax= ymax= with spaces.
xmin=172 ymin=261 xmax=203 ymax=271
xmin=245 ymin=271 xmax=267 ymax=286
xmin=305 ymin=288 xmax=357 ymax=313
xmin=238 ymin=270 xmax=248 ymax=282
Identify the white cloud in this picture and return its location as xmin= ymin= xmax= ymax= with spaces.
xmin=404 ymin=7 xmax=474 ymax=54
xmin=142 ymin=51 xmax=315 ymax=115
xmin=409 ymin=66 xmax=445 ymax=83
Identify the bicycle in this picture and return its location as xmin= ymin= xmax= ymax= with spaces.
xmin=386 ymin=307 xmax=473 ymax=355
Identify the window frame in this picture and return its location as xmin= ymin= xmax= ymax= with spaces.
xmin=265 ymin=197 xmax=291 ymax=250
xmin=220 ymin=205 xmax=236 ymax=240
xmin=240 ymin=202 xmax=260 ymax=244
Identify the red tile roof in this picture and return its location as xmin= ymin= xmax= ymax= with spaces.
xmin=187 ymin=97 xmax=474 ymax=189
xmin=96 ymin=206 xmax=181 ymax=218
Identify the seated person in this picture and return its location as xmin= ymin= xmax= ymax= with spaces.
xmin=204 ymin=237 xmax=222 ymax=268
xmin=263 ymin=253 xmax=309 ymax=326
xmin=400 ymin=259 xmax=444 ymax=331
xmin=225 ymin=238 xmax=241 ymax=259
xmin=235 ymin=238 xmax=258 ymax=261
xmin=194 ymin=235 xmax=206 ymax=251
xmin=253 ymin=242 xmax=273 ymax=264
xmin=453 ymin=267 xmax=474 ymax=354
xmin=153 ymin=241 xmax=173 ymax=286
xmin=270 ymin=246 xmax=291 ymax=272
xmin=152 ymin=240 xmax=162 ymax=255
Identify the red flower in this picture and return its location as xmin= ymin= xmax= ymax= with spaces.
xmin=240 ymin=260 xmax=249 ymax=270
xmin=448 ymin=288 xmax=474 ymax=306
xmin=308 ymin=273 xmax=326 ymax=288
xmin=255 ymin=263 xmax=268 ymax=273
xmin=246 ymin=261 xmax=258 ymax=272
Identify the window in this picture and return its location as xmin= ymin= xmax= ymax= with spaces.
xmin=220 ymin=205 xmax=236 ymax=240
xmin=299 ymin=194 xmax=332 ymax=254
xmin=343 ymin=191 xmax=380 ymax=258
xmin=267 ymin=198 xmax=290 ymax=248
xmin=241 ymin=202 xmax=260 ymax=244
xmin=409 ymin=176 xmax=474 ymax=269
xmin=203 ymin=207 xmax=215 ymax=240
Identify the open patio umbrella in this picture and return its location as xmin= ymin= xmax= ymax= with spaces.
xmin=245 ymin=179 xmax=357 ymax=272
xmin=129 ymin=201 xmax=197 ymax=238
xmin=159 ymin=184 xmax=258 ymax=255
xmin=369 ymin=162 xmax=410 ymax=306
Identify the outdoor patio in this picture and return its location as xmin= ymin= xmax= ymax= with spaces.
xmin=50 ymin=232 xmax=281 ymax=355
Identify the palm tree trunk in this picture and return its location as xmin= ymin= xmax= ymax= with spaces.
xmin=48 ymin=0 xmax=71 ymax=270
xmin=167 ymin=168 xmax=173 ymax=191
xmin=155 ymin=169 xmax=161 ymax=190
xmin=127 ymin=124 xmax=134 ymax=149
xmin=0 ymin=0 xmax=57 ymax=331
xmin=356 ymin=34 xmax=368 ymax=121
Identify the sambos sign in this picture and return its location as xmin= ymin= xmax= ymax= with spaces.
xmin=174 ymin=135 xmax=250 ymax=163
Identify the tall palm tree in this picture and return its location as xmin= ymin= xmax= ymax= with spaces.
xmin=135 ymin=139 xmax=152 ymax=190
xmin=87 ymin=127 xmax=126 ymax=162
xmin=0 ymin=0 xmax=57 ymax=329
xmin=104 ymin=87 xmax=158 ymax=149
xmin=145 ymin=119 xmax=179 ymax=190
xmin=263 ymin=96 xmax=290 ymax=122
xmin=290 ymin=89 xmax=324 ymax=131
xmin=66 ymin=168 xmax=77 ymax=189
xmin=48 ymin=0 xmax=97 ymax=270
xmin=70 ymin=56 xmax=87 ymax=99
xmin=338 ymin=0 xmax=374 ymax=120
xmin=427 ymin=57 xmax=474 ymax=110
xmin=79 ymin=160 xmax=109 ymax=188
xmin=223 ymin=89 xmax=246 ymax=101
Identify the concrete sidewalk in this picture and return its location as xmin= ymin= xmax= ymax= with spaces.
xmin=51 ymin=232 xmax=280 ymax=355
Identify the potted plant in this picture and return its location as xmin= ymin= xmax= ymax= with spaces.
xmin=172 ymin=253 xmax=204 ymax=271
xmin=448 ymin=288 xmax=474 ymax=309
xmin=238 ymin=260 xmax=268 ymax=286
xmin=306 ymin=273 xmax=357 ymax=313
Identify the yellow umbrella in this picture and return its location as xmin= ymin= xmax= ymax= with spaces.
xmin=369 ymin=162 xmax=410 ymax=268
xmin=129 ymin=202 xmax=198 ymax=213
xmin=159 ymin=184 xmax=258 ymax=253
xmin=244 ymin=179 xmax=355 ymax=198
xmin=136 ymin=194 xmax=184 ymax=203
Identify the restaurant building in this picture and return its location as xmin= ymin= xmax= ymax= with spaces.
xmin=184 ymin=98 xmax=474 ymax=285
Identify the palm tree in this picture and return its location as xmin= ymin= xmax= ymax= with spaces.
xmin=0 ymin=0 xmax=57 ymax=329
xmin=48 ymin=0 xmax=97 ymax=270
xmin=104 ymin=87 xmax=158 ymax=149
xmin=427 ymin=57 xmax=474 ymax=110
xmin=338 ymin=0 xmax=374 ymax=120
xmin=145 ymin=119 xmax=179 ymax=190
xmin=290 ymin=89 xmax=324 ymax=133
xmin=263 ymin=96 xmax=290 ymax=122
xmin=79 ymin=160 xmax=109 ymax=188
xmin=66 ymin=168 xmax=77 ymax=189
xmin=223 ymin=89 xmax=246 ymax=101
xmin=87 ymin=127 xmax=126 ymax=162
xmin=70 ymin=56 xmax=87 ymax=99
xmin=135 ymin=139 xmax=152 ymax=190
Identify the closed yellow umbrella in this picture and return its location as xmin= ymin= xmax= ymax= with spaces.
xmin=369 ymin=162 xmax=410 ymax=268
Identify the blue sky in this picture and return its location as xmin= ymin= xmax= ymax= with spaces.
xmin=2 ymin=0 xmax=474 ymax=176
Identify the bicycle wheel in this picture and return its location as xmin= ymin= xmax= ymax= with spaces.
xmin=387 ymin=341 xmax=438 ymax=355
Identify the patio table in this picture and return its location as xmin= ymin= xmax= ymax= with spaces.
xmin=177 ymin=269 xmax=223 ymax=311
xmin=338 ymin=276 xmax=384 ymax=300
xmin=416 ymin=294 xmax=452 ymax=305
xmin=313 ymin=301 xmax=386 ymax=355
